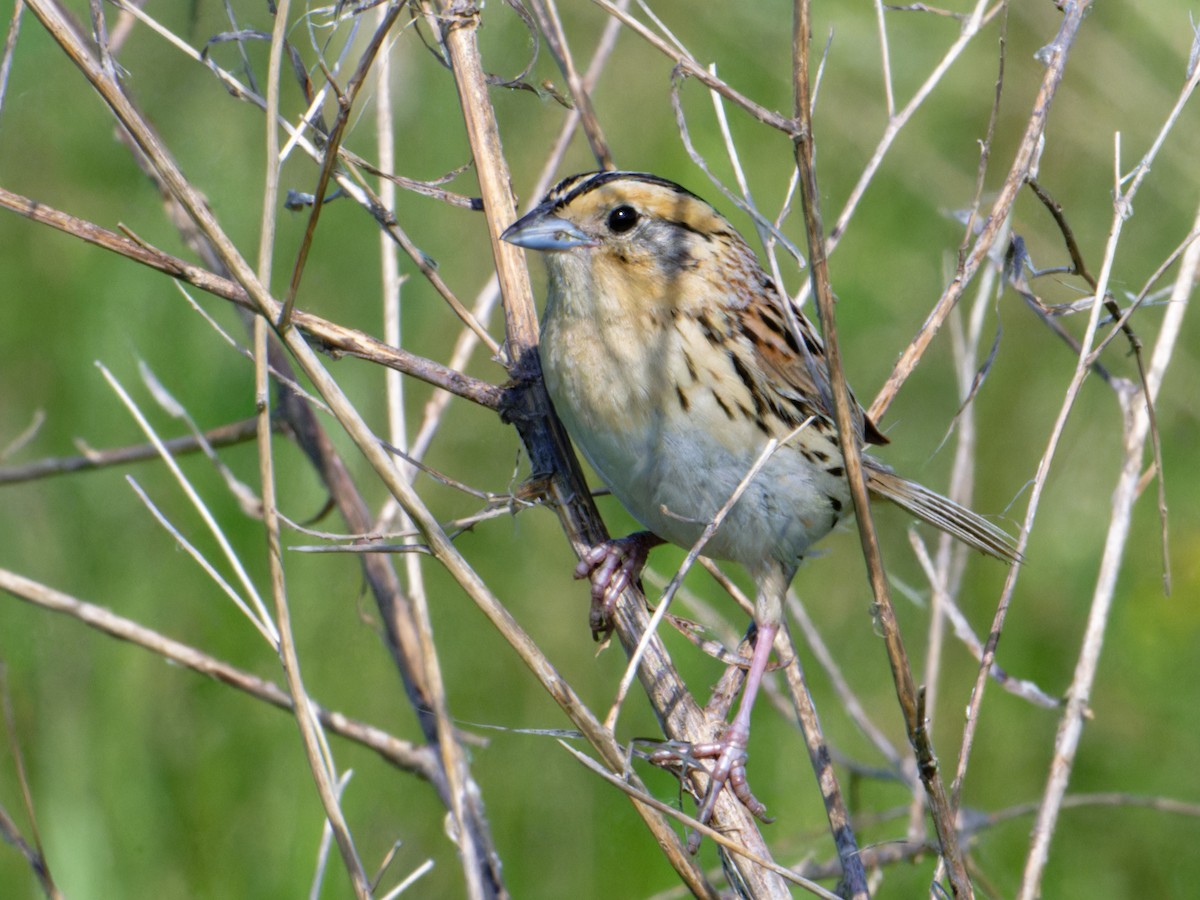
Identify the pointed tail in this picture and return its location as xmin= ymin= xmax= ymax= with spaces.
xmin=865 ymin=466 xmax=1022 ymax=564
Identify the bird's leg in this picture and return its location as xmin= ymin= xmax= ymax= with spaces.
xmin=647 ymin=620 xmax=778 ymax=852
xmin=690 ymin=621 xmax=777 ymax=832
xmin=575 ymin=531 xmax=665 ymax=633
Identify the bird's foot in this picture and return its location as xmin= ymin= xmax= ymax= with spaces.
xmin=575 ymin=531 xmax=664 ymax=635
xmin=649 ymin=721 xmax=772 ymax=853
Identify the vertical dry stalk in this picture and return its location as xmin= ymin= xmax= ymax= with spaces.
xmin=2 ymin=1 xmax=1195 ymax=898
xmin=869 ymin=1 xmax=1094 ymax=421
xmin=253 ymin=0 xmax=370 ymax=892
xmin=1015 ymin=172 xmax=1199 ymax=900
xmin=792 ymin=1 xmax=970 ymax=895
xmin=427 ymin=2 xmax=783 ymax=894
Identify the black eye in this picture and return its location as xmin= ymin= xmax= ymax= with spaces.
xmin=607 ymin=205 xmax=639 ymax=234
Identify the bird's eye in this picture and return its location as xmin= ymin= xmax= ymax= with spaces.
xmin=607 ymin=205 xmax=639 ymax=234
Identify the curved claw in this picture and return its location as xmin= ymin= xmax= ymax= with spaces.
xmin=574 ymin=532 xmax=663 ymax=632
xmin=691 ymin=727 xmax=772 ymax=827
xmin=649 ymin=728 xmax=771 ymax=854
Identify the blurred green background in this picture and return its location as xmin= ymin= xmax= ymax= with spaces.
xmin=1 ymin=2 xmax=1198 ymax=897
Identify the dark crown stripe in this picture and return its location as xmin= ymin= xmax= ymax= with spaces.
xmin=545 ymin=171 xmax=701 ymax=213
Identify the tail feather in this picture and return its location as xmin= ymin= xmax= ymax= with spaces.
xmin=865 ymin=466 xmax=1022 ymax=564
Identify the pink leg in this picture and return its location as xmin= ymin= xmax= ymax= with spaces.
xmin=649 ymin=621 xmax=778 ymax=852
xmin=575 ymin=532 xmax=664 ymax=631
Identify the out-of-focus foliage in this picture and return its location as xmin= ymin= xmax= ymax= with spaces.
xmin=0 ymin=2 xmax=1197 ymax=898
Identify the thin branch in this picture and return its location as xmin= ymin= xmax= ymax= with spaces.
xmin=281 ymin=4 xmax=405 ymax=327
xmin=953 ymin=44 xmax=1200 ymax=845
xmin=0 ymin=666 xmax=61 ymax=899
xmin=827 ymin=0 xmax=1001 ymax=253
xmin=99 ymin=363 xmax=280 ymax=645
xmin=869 ymin=1 xmax=1092 ymax=421
xmin=258 ymin=317 xmax=371 ymax=896
xmin=0 ymin=417 xmax=261 ymax=485
xmin=561 ymin=742 xmax=844 ymax=900
xmin=1016 ymin=196 xmax=1197 ymax=900
xmin=0 ymin=567 xmax=439 ymax=778
xmin=258 ymin=4 xmax=370 ymax=890
xmin=791 ymin=3 xmax=882 ymax=896
xmin=526 ymin=0 xmax=613 ymax=168
xmin=590 ymin=0 xmax=799 ymax=135
xmin=0 ymin=187 xmax=505 ymax=411
xmin=427 ymin=0 xmax=727 ymax=892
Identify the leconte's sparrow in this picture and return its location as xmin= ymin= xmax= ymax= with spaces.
xmin=502 ymin=170 xmax=1019 ymax=839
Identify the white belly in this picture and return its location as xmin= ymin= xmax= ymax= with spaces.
xmin=543 ymin=323 xmax=847 ymax=572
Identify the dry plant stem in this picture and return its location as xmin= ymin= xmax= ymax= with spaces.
xmin=956 ymin=9 xmax=1007 ymax=291
xmin=527 ymin=0 xmax=613 ymax=168
xmin=0 ymin=409 xmax=43 ymax=462
xmin=590 ymin=0 xmax=798 ymax=135
xmin=789 ymin=6 xmax=877 ymax=900
xmin=281 ymin=4 xmax=404 ymax=327
xmin=0 ymin=186 xmax=503 ymax=410
xmin=0 ymin=0 xmax=23 ymax=117
xmin=370 ymin=19 xmax=456 ymax=879
xmin=1025 ymin=180 xmax=1170 ymax=587
xmin=101 ymin=365 xmax=281 ymax=643
xmin=0 ymin=568 xmax=438 ymax=777
xmin=770 ymin=786 xmax=1200 ymax=887
xmin=425 ymin=0 xmax=535 ymax=373
xmin=0 ymin=794 xmax=56 ymax=897
xmin=311 ymin=773 xmax=355 ymax=896
xmin=0 ymin=669 xmax=61 ymax=899
xmin=827 ymin=0 xmax=1000 ymax=252
xmin=954 ymin=45 xmax=1200 ymax=830
xmin=773 ymin=620 xmax=865 ymax=894
xmin=869 ymin=1 xmax=1092 ymax=422
xmin=376 ymin=3 xmax=410 ymax=501
xmin=20 ymin=3 xmax=493 ymax=894
xmin=560 ymin=744 xmax=844 ymax=900
xmin=785 ymin=592 xmax=904 ymax=772
xmin=793 ymin=0 xmax=969 ymax=896
xmin=256 ymin=6 xmax=370 ymax=892
xmin=347 ymin=172 xmax=499 ymax=355
xmin=111 ymin=0 xmax=498 ymax=355
xmin=371 ymin=6 xmax=496 ymax=890
xmin=530 ymin=0 xmax=625 ymax=200
xmin=871 ymin=0 xmax=895 ymax=116
xmin=303 ymin=14 xmax=488 ymax=886
xmin=913 ymin=264 xmax=998 ymax=849
xmin=1015 ymin=201 xmax=1197 ymax=900
xmin=257 ymin=325 xmax=371 ymax=898
xmin=431 ymin=2 xmax=793 ymax=894
xmin=19 ymin=5 xmax=626 ymax=895
xmin=268 ymin=332 xmax=451 ymax=780
xmin=0 ymin=417 xmax=260 ymax=484
xmin=256 ymin=2 xmax=284 ymax=284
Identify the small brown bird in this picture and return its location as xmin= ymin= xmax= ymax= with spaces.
xmin=503 ymin=171 xmax=1018 ymax=834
